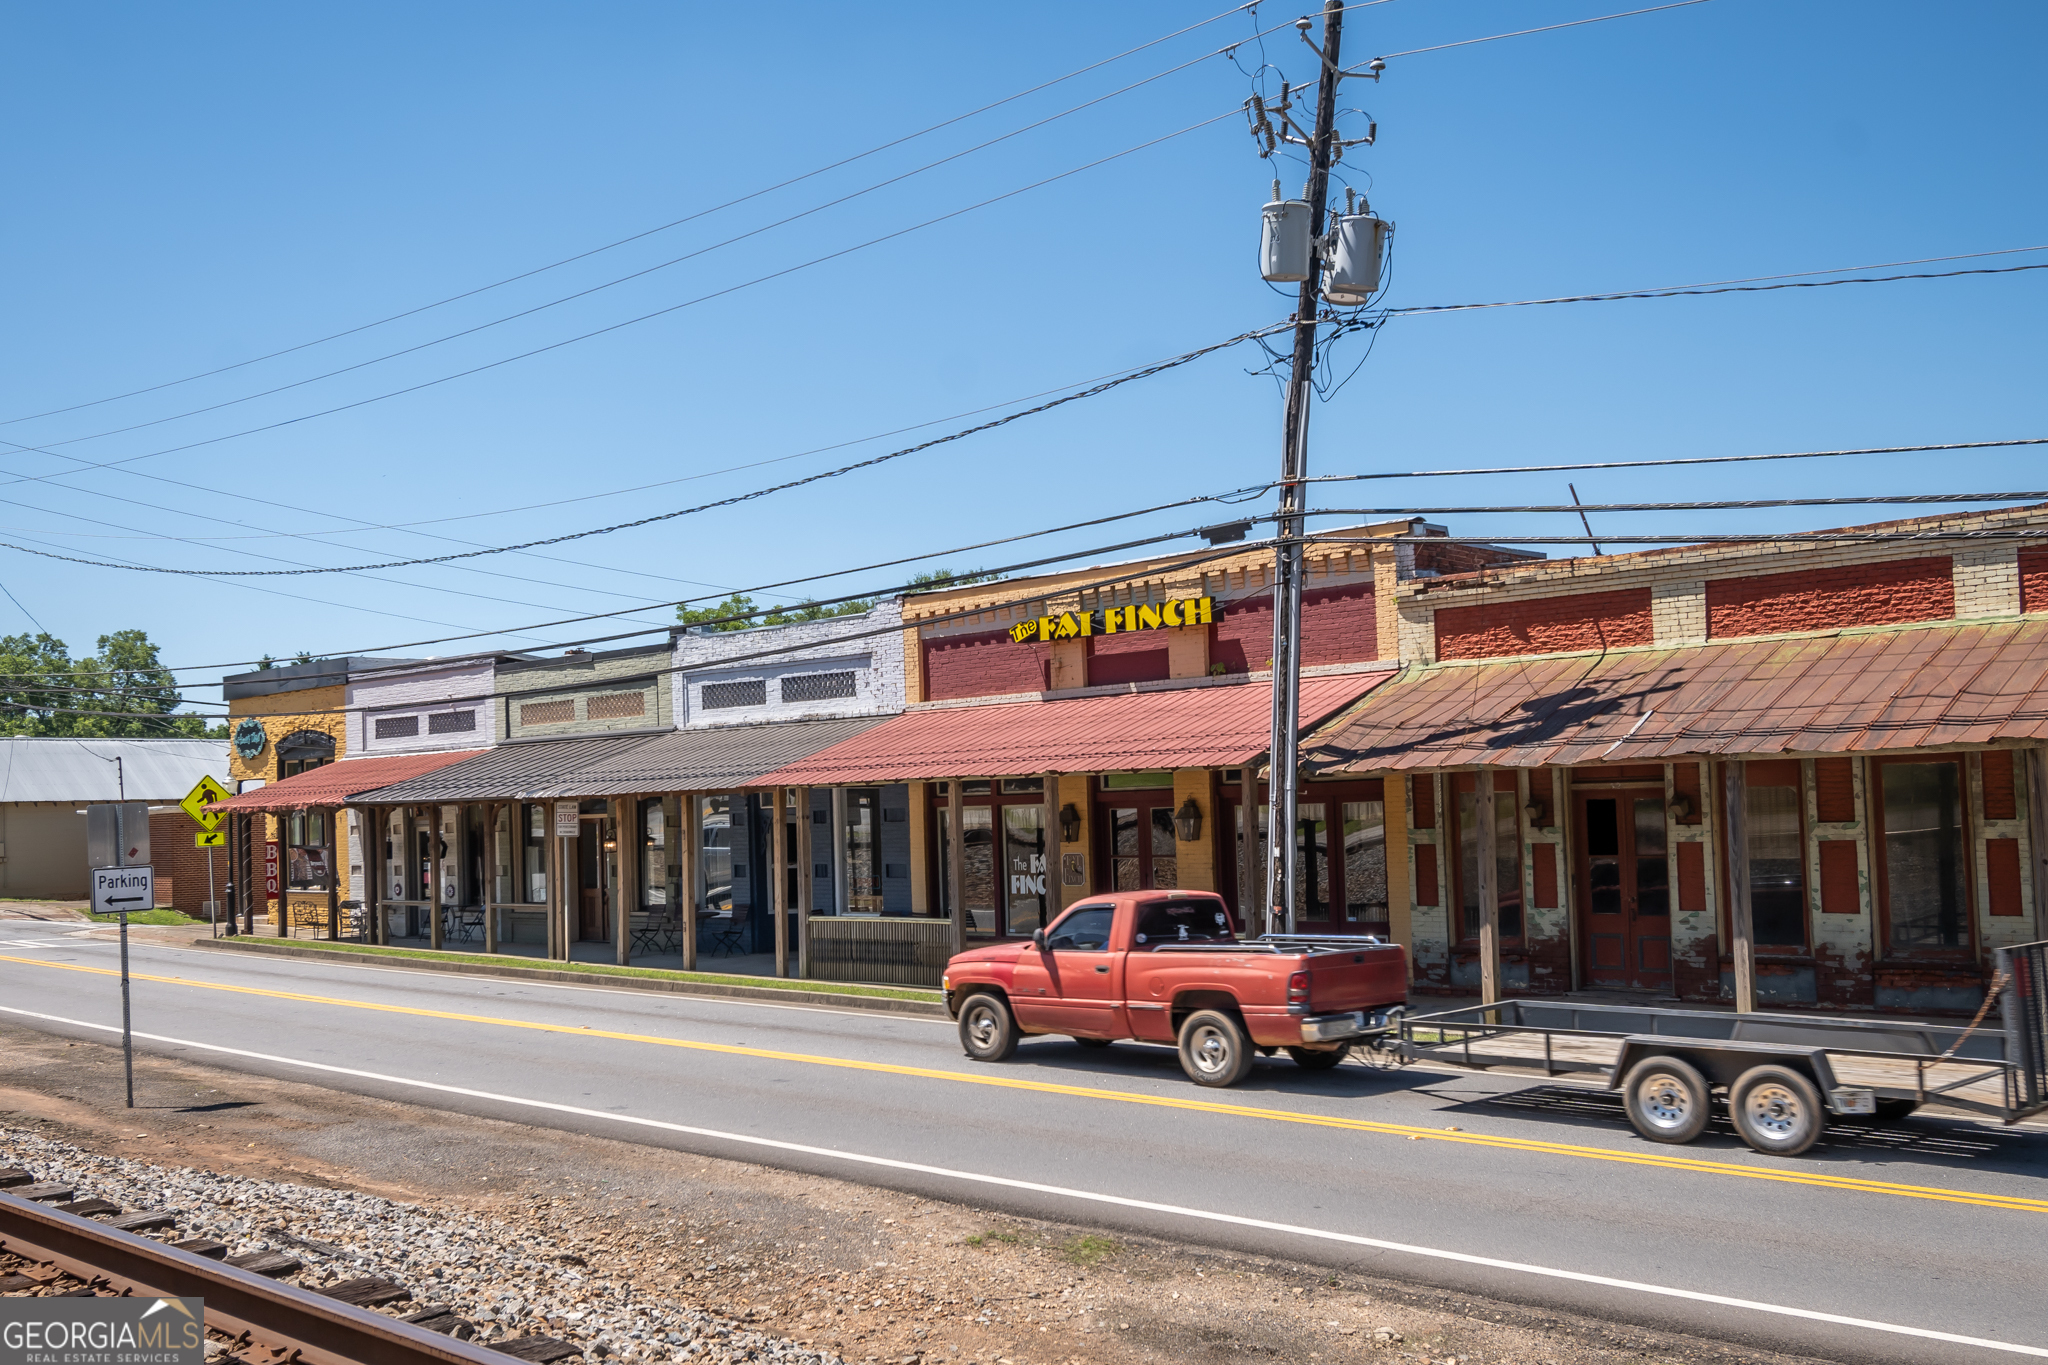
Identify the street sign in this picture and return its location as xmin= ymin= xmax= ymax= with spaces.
xmin=91 ymin=864 xmax=155 ymax=917
xmin=180 ymin=774 xmax=231 ymax=830
xmin=86 ymin=803 xmax=151 ymax=871
xmin=196 ymin=830 xmax=226 ymax=849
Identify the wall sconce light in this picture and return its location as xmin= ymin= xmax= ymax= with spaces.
xmin=1058 ymin=802 xmax=1082 ymax=843
xmin=1667 ymin=794 xmax=1694 ymax=822
xmin=1174 ymin=797 xmax=1204 ymax=843
xmin=601 ymin=836 xmax=618 ymax=851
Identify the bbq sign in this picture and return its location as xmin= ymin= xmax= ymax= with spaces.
xmin=1 ymin=1296 xmax=205 ymax=1364
xmin=1008 ymin=596 xmax=1216 ymax=644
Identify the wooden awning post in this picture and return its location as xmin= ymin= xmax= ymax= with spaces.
xmin=545 ymin=813 xmax=562 ymax=960
xmin=679 ymin=794 xmax=699 ymax=972
xmin=948 ymin=778 xmax=967 ymax=956
xmin=326 ymin=807 xmax=341 ymax=940
xmin=1476 ymin=768 xmax=1501 ymax=1008
xmin=481 ymin=803 xmax=499 ymax=955
xmin=1724 ymin=761 xmax=1756 ymax=1014
xmin=429 ymin=806 xmax=446 ymax=950
xmin=795 ymin=786 xmax=815 ymax=978
xmin=771 ymin=788 xmax=790 ymax=977
xmin=273 ymin=816 xmax=287 ymax=938
xmin=612 ymin=796 xmax=633 ymax=966
xmin=1239 ymin=764 xmax=1258 ymax=936
xmin=1041 ymin=772 xmax=1060 ymax=923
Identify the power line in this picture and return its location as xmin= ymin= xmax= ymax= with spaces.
xmin=1372 ymin=0 xmax=1717 ymax=61
xmin=0 ymin=320 xmax=1286 ymax=579
xmin=1308 ymin=492 xmax=2048 ymax=514
xmin=1380 ymin=260 xmax=2048 ymax=317
xmin=0 ymin=2 xmax=1264 ymax=432
xmin=0 ymin=578 xmax=48 ymax=635
xmin=1303 ymin=437 xmax=2048 ymax=483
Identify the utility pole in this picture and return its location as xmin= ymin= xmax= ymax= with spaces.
xmin=1265 ymin=0 xmax=1345 ymax=935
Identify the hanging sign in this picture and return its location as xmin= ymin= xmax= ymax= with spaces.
xmin=554 ymin=801 xmax=581 ymax=838
xmin=264 ymin=840 xmax=280 ymax=899
xmin=232 ymin=718 xmax=268 ymax=761
xmin=1008 ymin=596 xmax=1216 ymax=644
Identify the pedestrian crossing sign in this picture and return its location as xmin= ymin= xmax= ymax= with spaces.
xmin=195 ymin=829 xmax=226 ymax=848
xmin=181 ymin=774 xmax=231 ymax=830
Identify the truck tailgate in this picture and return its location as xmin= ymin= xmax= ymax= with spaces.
xmin=1302 ymin=945 xmax=1407 ymax=1012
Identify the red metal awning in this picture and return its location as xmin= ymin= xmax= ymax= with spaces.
xmin=1302 ymin=618 xmax=2048 ymax=773
xmin=209 ymin=750 xmax=487 ymax=812
xmin=745 ymin=672 xmax=1392 ymax=787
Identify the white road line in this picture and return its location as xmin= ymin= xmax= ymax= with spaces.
xmin=3 ymin=1004 xmax=2040 ymax=1360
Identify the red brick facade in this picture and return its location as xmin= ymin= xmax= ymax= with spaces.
xmin=1433 ymin=588 xmax=1654 ymax=661
xmin=923 ymin=629 xmax=1048 ymax=701
xmin=1087 ymin=632 xmax=1169 ymax=686
xmin=149 ymin=808 xmax=223 ymax=916
xmin=2022 ymin=547 xmax=2048 ymax=615
xmin=1705 ymin=557 xmax=1954 ymax=639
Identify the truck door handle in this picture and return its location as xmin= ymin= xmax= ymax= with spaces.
xmin=1094 ymin=965 xmax=1109 ymax=973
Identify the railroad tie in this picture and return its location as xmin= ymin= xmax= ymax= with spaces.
xmin=106 ymin=1210 xmax=178 ymax=1232
xmin=54 ymin=1198 xmax=122 ymax=1217
xmin=224 ymin=1250 xmax=303 ymax=1278
xmin=494 ymin=1335 xmax=583 ymax=1362
xmin=316 ymin=1276 xmax=412 ymax=1308
xmin=402 ymin=1304 xmax=478 ymax=1340
xmin=0 ymin=1169 xmax=31 ymax=1188
xmin=11 ymin=1183 xmax=76 ymax=1202
xmin=0 ymin=1273 xmax=35 ymax=1293
xmin=173 ymin=1237 xmax=229 ymax=1259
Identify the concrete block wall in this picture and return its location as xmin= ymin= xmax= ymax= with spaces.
xmin=348 ymin=661 xmax=496 ymax=755
xmin=498 ymin=645 xmax=673 ymax=742
xmin=676 ymin=599 xmax=905 ymax=728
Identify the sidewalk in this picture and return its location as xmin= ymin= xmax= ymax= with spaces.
xmin=383 ymin=934 xmax=784 ymax=981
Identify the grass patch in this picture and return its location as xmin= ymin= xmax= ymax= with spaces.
xmin=111 ymin=908 xmax=204 ymax=926
xmin=220 ymin=937 xmax=942 ymax=1003
xmin=1061 ymin=1234 xmax=1119 ymax=1266
xmin=965 ymin=1229 xmax=1021 ymax=1248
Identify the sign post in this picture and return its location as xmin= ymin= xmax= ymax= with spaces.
xmin=87 ymin=794 xmax=154 ymax=1110
xmin=181 ymin=776 xmax=230 ymax=938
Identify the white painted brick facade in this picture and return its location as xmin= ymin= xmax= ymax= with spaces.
xmin=1953 ymin=543 xmax=2021 ymax=618
xmin=1651 ymin=579 xmax=1707 ymax=645
xmin=347 ymin=661 xmax=497 ymax=756
xmin=674 ymin=598 xmax=905 ymax=729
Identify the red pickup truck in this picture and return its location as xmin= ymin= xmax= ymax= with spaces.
xmin=941 ymin=889 xmax=1408 ymax=1087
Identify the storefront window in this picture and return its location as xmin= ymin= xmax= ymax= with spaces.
xmin=936 ymin=805 xmax=997 ymax=933
xmin=521 ymin=803 xmax=548 ymax=904
xmin=1745 ymin=780 xmax=1806 ymax=947
xmin=286 ymin=809 xmax=330 ymax=890
xmin=700 ymin=795 xmax=733 ymax=914
xmin=1341 ymin=800 xmax=1388 ymax=932
xmin=1879 ymin=759 xmax=1968 ymax=952
xmin=642 ymin=798 xmax=668 ymax=906
xmin=1227 ymin=782 xmax=1385 ymax=931
xmin=1003 ymin=806 xmax=1049 ymax=935
xmin=1456 ymin=784 xmax=1523 ymax=940
xmin=845 ymin=788 xmax=883 ymax=913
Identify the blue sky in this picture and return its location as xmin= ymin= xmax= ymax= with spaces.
xmin=0 ymin=0 xmax=2041 ymax=705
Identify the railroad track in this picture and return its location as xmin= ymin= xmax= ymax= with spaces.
xmin=0 ymin=1166 xmax=580 ymax=1364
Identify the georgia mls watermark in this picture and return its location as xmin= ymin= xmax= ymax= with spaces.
xmin=1 ymin=1297 xmax=204 ymax=1365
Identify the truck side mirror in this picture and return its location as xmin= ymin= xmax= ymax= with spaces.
xmin=1032 ymin=928 xmax=1048 ymax=951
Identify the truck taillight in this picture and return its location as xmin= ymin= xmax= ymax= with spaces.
xmin=1287 ymin=970 xmax=1310 ymax=1006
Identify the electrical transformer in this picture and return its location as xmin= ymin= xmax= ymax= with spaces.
xmin=1260 ymin=194 xmax=1312 ymax=283
xmin=1323 ymin=213 xmax=1390 ymax=305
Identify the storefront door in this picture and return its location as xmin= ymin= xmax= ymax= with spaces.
xmin=1576 ymin=789 xmax=1671 ymax=989
xmin=1097 ymin=793 xmax=1178 ymax=892
xmin=578 ymin=814 xmax=613 ymax=942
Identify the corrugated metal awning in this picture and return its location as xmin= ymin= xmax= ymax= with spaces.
xmin=210 ymin=750 xmax=487 ymax=812
xmin=1302 ymin=618 xmax=2048 ymax=774
xmin=746 ymin=672 xmax=1393 ymax=787
xmin=345 ymin=717 xmax=890 ymax=802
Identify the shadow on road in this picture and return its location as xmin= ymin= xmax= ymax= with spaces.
xmin=1002 ymin=1036 xmax=1447 ymax=1099
xmin=1439 ymin=1080 xmax=2048 ymax=1175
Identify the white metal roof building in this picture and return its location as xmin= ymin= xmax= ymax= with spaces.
xmin=0 ymin=736 xmax=230 ymax=900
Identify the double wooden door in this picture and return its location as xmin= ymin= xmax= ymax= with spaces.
xmin=1576 ymin=789 xmax=1671 ymax=989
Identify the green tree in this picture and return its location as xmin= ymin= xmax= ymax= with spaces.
xmin=677 ymin=594 xmax=875 ymax=631
xmin=0 ymin=629 xmax=223 ymax=738
xmin=908 ymin=567 xmax=999 ymax=589
xmin=676 ymin=593 xmax=760 ymax=632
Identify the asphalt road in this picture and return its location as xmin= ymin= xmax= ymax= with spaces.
xmin=3 ymin=919 xmax=2044 ymax=1364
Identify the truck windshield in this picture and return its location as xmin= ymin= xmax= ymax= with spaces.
xmin=1132 ymin=899 xmax=1235 ymax=947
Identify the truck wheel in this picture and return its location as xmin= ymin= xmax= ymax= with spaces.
xmin=1730 ymin=1064 xmax=1825 ymax=1156
xmin=958 ymin=994 xmax=1019 ymax=1063
xmin=1179 ymin=1010 xmax=1254 ymax=1087
xmin=1285 ymin=1044 xmax=1352 ymax=1070
xmin=1620 ymin=1055 xmax=1710 ymax=1145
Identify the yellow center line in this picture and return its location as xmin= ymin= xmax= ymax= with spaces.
xmin=7 ymin=952 xmax=2043 ymax=1215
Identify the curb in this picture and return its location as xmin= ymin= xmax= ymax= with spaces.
xmin=198 ymin=937 xmax=949 ymax=1018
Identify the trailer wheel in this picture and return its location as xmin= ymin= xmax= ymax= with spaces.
xmin=1620 ymin=1055 xmax=1711 ymax=1145
xmin=1731 ymin=1064 xmax=1825 ymax=1156
xmin=958 ymin=994 xmax=1019 ymax=1063
xmin=1179 ymin=1010 xmax=1254 ymax=1087
xmin=1285 ymin=1044 xmax=1352 ymax=1070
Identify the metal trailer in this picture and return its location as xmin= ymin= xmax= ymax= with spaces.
xmin=1397 ymin=939 xmax=2048 ymax=1157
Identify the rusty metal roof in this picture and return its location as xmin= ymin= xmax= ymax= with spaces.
xmin=1302 ymin=618 xmax=2048 ymax=773
xmin=747 ymin=672 xmax=1392 ymax=787
xmin=210 ymin=750 xmax=487 ymax=812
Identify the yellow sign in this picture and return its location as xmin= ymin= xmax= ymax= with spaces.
xmin=195 ymin=829 xmax=226 ymax=849
xmin=1008 ymin=596 xmax=1216 ymax=644
xmin=180 ymin=774 xmax=232 ymax=830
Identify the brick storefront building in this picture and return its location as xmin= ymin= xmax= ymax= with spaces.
xmin=1306 ymin=504 xmax=2048 ymax=1014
